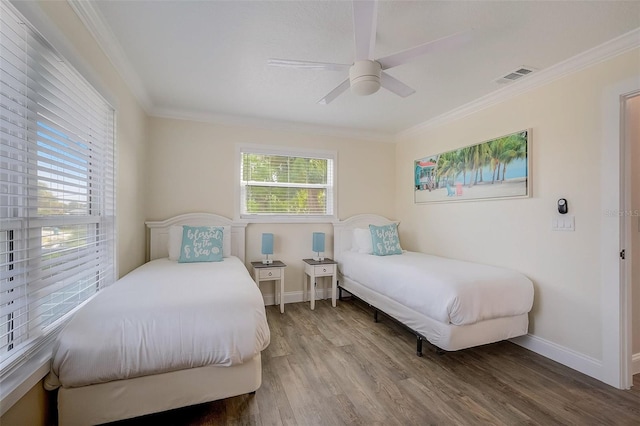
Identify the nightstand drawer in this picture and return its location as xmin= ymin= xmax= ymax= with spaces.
xmin=314 ymin=264 xmax=334 ymax=276
xmin=259 ymin=268 xmax=281 ymax=279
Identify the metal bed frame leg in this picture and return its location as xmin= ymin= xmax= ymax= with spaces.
xmin=349 ymin=291 xmax=445 ymax=357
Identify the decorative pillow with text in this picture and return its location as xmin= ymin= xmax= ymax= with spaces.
xmin=178 ymin=226 xmax=224 ymax=263
xmin=169 ymin=225 xmax=231 ymax=260
xmin=369 ymin=223 xmax=403 ymax=256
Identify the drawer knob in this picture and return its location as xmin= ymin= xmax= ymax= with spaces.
xmin=323 ymin=268 xmax=326 ymax=272
xmin=268 ymin=272 xmax=272 ymax=276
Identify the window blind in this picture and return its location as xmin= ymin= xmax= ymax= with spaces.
xmin=0 ymin=2 xmax=115 ymax=370
xmin=240 ymin=148 xmax=335 ymax=217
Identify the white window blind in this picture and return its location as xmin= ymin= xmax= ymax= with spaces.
xmin=0 ymin=2 xmax=115 ymax=371
xmin=240 ymin=147 xmax=335 ymax=218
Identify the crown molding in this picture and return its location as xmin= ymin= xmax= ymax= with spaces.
xmin=67 ymin=0 xmax=153 ymax=113
xmin=397 ymin=27 xmax=640 ymax=140
xmin=151 ymin=107 xmax=396 ymax=143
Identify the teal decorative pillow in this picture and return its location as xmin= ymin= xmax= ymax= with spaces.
xmin=178 ymin=226 xmax=224 ymax=263
xmin=369 ymin=223 xmax=403 ymax=256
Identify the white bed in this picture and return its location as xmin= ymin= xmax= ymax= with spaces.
xmin=45 ymin=213 xmax=269 ymax=426
xmin=334 ymin=214 xmax=534 ymax=353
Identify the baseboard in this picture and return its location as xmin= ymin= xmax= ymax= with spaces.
xmin=633 ymin=352 xmax=640 ymax=376
xmin=510 ymin=334 xmax=603 ymax=381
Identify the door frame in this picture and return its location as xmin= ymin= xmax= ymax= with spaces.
xmin=601 ymin=79 xmax=639 ymax=389
xmin=622 ymin=92 xmax=639 ymax=379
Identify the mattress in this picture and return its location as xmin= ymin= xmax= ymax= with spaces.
xmin=45 ymin=257 xmax=270 ymax=389
xmin=339 ymin=251 xmax=533 ymax=325
xmin=340 ymin=275 xmax=529 ymax=351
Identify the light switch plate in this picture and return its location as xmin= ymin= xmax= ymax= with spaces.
xmin=552 ymin=215 xmax=575 ymax=231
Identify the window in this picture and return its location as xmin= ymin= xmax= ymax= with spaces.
xmin=0 ymin=2 xmax=115 ymax=372
xmin=239 ymin=146 xmax=336 ymax=220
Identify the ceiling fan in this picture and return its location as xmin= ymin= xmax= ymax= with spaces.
xmin=268 ymin=0 xmax=471 ymax=104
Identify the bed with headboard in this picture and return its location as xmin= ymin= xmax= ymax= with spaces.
xmin=334 ymin=214 xmax=534 ymax=354
xmin=44 ymin=213 xmax=269 ymax=426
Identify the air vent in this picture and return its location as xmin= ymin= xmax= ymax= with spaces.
xmin=495 ymin=66 xmax=536 ymax=84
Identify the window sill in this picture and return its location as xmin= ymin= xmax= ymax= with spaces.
xmin=238 ymin=215 xmax=339 ymax=224
xmin=0 ymin=341 xmax=53 ymax=416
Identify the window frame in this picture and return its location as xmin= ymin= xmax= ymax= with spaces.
xmin=236 ymin=144 xmax=338 ymax=223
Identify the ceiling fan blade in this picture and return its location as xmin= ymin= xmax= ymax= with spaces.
xmin=353 ymin=0 xmax=377 ymax=61
xmin=377 ymin=30 xmax=473 ymax=70
xmin=380 ymin=72 xmax=415 ymax=98
xmin=317 ymin=79 xmax=350 ymax=104
xmin=268 ymin=59 xmax=351 ymax=72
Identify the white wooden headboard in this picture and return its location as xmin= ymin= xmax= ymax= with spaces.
xmin=145 ymin=213 xmax=247 ymax=262
xmin=332 ymin=214 xmax=398 ymax=264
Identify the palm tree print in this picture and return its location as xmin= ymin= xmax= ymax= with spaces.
xmin=415 ymin=130 xmax=528 ymax=200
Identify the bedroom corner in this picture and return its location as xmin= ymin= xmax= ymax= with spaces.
xmin=394 ymin=47 xmax=640 ymax=386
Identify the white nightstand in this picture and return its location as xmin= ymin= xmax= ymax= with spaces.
xmin=302 ymin=258 xmax=337 ymax=310
xmin=251 ymin=261 xmax=286 ymax=313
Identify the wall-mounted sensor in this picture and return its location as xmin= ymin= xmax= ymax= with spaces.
xmin=557 ymin=198 xmax=568 ymax=214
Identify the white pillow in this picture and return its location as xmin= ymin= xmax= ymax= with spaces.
xmin=351 ymin=228 xmax=373 ymax=254
xmin=168 ymin=225 xmax=231 ymax=260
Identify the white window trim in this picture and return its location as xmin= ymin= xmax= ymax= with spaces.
xmin=235 ymin=144 xmax=338 ymax=223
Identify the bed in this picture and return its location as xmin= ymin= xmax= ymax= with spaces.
xmin=44 ymin=213 xmax=270 ymax=426
xmin=334 ymin=214 xmax=534 ymax=354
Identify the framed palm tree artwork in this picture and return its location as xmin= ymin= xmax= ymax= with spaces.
xmin=414 ymin=129 xmax=531 ymax=203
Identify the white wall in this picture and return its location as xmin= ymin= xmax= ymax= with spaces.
xmin=146 ymin=117 xmax=395 ymax=297
xmin=395 ymin=49 xmax=639 ymax=363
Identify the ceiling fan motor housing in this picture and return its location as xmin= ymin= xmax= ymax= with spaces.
xmin=349 ymin=60 xmax=382 ymax=96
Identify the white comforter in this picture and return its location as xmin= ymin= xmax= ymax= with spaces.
xmin=340 ymin=251 xmax=533 ymax=325
xmin=45 ymin=257 xmax=270 ymax=388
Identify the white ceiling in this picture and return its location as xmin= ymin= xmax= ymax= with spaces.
xmin=78 ymin=1 xmax=640 ymax=138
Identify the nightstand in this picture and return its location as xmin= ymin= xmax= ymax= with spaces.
xmin=302 ymin=258 xmax=337 ymax=310
xmin=251 ymin=261 xmax=286 ymax=313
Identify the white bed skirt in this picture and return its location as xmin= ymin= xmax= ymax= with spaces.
xmin=58 ymin=353 xmax=262 ymax=426
xmin=340 ymin=275 xmax=529 ymax=352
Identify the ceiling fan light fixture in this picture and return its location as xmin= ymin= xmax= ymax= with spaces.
xmin=349 ymin=60 xmax=381 ymax=96
xmin=268 ymin=1 xmax=467 ymax=103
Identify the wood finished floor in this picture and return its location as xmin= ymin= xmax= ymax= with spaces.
xmin=111 ymin=299 xmax=640 ymax=426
